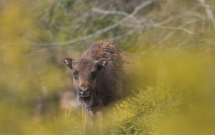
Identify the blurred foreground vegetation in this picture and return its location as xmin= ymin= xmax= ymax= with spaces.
xmin=1 ymin=0 xmax=215 ymax=135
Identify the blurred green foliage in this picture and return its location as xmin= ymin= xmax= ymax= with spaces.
xmin=1 ymin=0 xmax=215 ymax=135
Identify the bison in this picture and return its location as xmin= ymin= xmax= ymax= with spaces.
xmin=63 ymin=40 xmax=140 ymax=133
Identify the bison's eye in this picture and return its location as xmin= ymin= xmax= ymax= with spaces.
xmin=91 ymin=71 xmax=97 ymax=79
xmin=73 ymin=71 xmax=78 ymax=80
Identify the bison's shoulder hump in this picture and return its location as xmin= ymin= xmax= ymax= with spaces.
xmin=82 ymin=41 xmax=121 ymax=59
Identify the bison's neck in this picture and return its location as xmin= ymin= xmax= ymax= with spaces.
xmin=92 ymin=82 xmax=114 ymax=106
xmin=77 ymin=94 xmax=93 ymax=107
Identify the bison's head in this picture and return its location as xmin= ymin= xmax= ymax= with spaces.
xmin=63 ymin=57 xmax=107 ymax=98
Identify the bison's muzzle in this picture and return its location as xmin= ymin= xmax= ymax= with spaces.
xmin=78 ymin=86 xmax=91 ymax=97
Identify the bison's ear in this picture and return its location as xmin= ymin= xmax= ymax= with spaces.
xmin=63 ymin=57 xmax=74 ymax=69
xmin=97 ymin=58 xmax=107 ymax=69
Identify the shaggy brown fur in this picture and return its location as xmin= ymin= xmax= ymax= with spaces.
xmin=64 ymin=40 xmax=145 ymax=133
xmin=64 ymin=41 xmax=129 ymax=116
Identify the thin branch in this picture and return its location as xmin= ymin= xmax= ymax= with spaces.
xmin=92 ymin=8 xmax=129 ymax=17
xmin=151 ymin=12 xmax=206 ymax=27
xmin=197 ymin=0 xmax=215 ymax=29
xmin=158 ymin=19 xmax=202 ymax=44
xmin=117 ymin=11 xmax=206 ymax=32
xmin=35 ymin=0 xmax=208 ymax=46
xmin=92 ymin=8 xmax=142 ymax=25
xmin=158 ymin=26 xmax=194 ymax=35
xmin=108 ymin=28 xmax=139 ymax=41
xmin=36 ymin=0 xmax=154 ymax=46
xmin=101 ymin=11 xmax=206 ymax=29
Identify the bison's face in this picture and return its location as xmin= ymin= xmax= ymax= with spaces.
xmin=64 ymin=57 xmax=107 ymax=98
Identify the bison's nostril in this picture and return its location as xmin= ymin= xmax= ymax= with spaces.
xmin=86 ymin=89 xmax=90 ymax=92
xmin=79 ymin=87 xmax=90 ymax=94
xmin=79 ymin=87 xmax=90 ymax=97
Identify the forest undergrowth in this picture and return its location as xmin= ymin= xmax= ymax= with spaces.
xmin=1 ymin=0 xmax=215 ymax=135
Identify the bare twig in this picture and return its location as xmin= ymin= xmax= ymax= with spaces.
xmin=158 ymin=19 xmax=202 ymax=44
xmin=92 ymin=8 xmax=142 ymax=25
xmin=197 ymin=0 xmax=215 ymax=28
xmin=151 ymin=12 xmax=206 ymax=27
xmin=35 ymin=0 xmax=210 ymax=47
xmin=158 ymin=26 xmax=194 ymax=35
xmin=36 ymin=0 xmax=154 ymax=46
xmin=92 ymin=8 xmax=129 ymax=17
xmin=108 ymin=28 xmax=139 ymax=41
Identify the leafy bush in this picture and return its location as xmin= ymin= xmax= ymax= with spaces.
xmin=110 ymin=86 xmax=188 ymax=135
xmin=110 ymin=48 xmax=215 ymax=135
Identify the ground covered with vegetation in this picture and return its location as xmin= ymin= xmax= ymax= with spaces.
xmin=1 ymin=0 xmax=215 ymax=135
